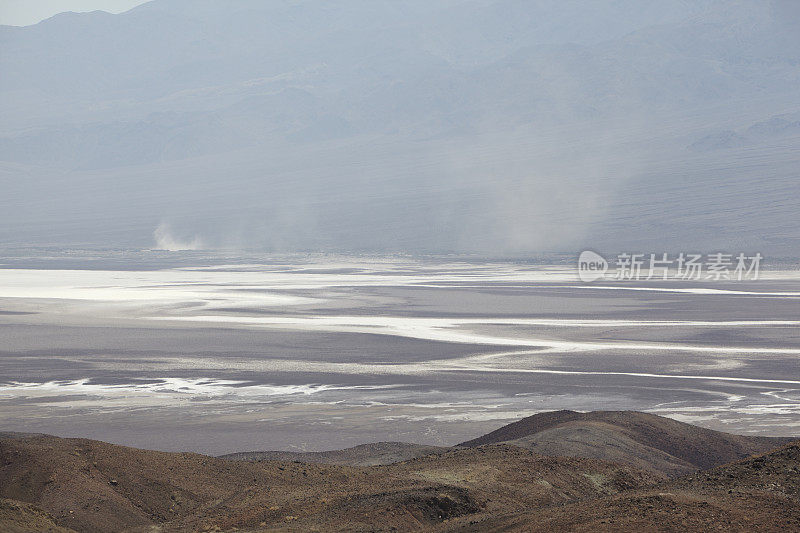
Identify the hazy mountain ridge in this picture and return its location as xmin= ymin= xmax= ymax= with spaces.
xmin=690 ymin=111 xmax=800 ymax=151
xmin=0 ymin=0 xmax=798 ymax=253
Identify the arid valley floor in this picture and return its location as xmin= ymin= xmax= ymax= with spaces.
xmin=1 ymin=254 xmax=800 ymax=454
xmin=2 ymin=254 xmax=800 ymax=531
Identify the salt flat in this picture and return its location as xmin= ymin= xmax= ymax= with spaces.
xmin=1 ymin=254 xmax=799 ymax=454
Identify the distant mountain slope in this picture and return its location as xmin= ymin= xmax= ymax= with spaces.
xmin=1 ymin=414 xmax=797 ymax=532
xmin=219 ymin=441 xmax=448 ymax=466
xmin=0 ymin=0 xmax=798 ymax=253
xmin=458 ymin=410 xmax=792 ymax=476
xmin=0 ymin=432 xmax=660 ymax=533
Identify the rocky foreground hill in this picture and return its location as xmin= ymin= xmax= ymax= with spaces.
xmin=1 ymin=411 xmax=797 ymax=532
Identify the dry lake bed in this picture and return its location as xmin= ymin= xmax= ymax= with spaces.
xmin=1 ymin=251 xmax=799 ymax=454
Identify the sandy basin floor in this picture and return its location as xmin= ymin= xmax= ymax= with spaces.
xmin=1 ymin=255 xmax=799 ymax=454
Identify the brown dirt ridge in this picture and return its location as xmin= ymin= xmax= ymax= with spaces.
xmin=219 ymin=441 xmax=449 ymax=466
xmin=458 ymin=410 xmax=791 ymax=476
xmin=1 ymin=410 xmax=797 ymax=532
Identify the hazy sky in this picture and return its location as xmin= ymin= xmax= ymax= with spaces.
xmin=0 ymin=0 xmax=148 ymax=26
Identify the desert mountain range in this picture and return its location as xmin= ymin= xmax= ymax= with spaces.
xmin=2 ymin=410 xmax=797 ymax=532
